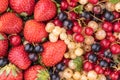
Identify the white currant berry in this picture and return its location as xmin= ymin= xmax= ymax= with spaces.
xmin=63 ymin=68 xmax=73 ymax=79
xmin=60 ymin=32 xmax=68 ymax=40
xmin=85 ymin=3 xmax=93 ymax=11
xmin=74 ymin=48 xmax=84 ymax=56
xmin=87 ymin=70 xmax=97 ymax=80
xmin=95 ymin=29 xmax=106 ymax=40
xmin=81 ymin=74 xmax=88 ymax=80
xmin=68 ymin=42 xmax=76 ymax=49
xmin=79 ymin=0 xmax=88 ymax=5
xmin=105 ymin=2 xmax=115 ymax=11
xmin=73 ymin=71 xmax=81 ymax=80
xmin=64 ymin=52 xmax=70 ymax=59
xmin=49 ymin=33 xmax=58 ymax=42
xmin=98 ymin=74 xmax=106 ymax=80
xmin=64 ymin=39 xmax=70 ymax=44
xmin=70 ymin=53 xmax=77 ymax=59
xmin=68 ymin=60 xmax=76 ymax=69
xmin=88 ymin=21 xmax=99 ymax=32
xmin=52 ymin=26 xmax=62 ymax=36
xmin=45 ymin=22 xmax=55 ymax=33
xmin=115 ymin=2 xmax=120 ymax=12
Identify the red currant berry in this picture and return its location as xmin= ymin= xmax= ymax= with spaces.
xmin=110 ymin=71 xmax=119 ymax=80
xmin=113 ymin=22 xmax=120 ymax=32
xmin=100 ymin=39 xmax=110 ymax=48
xmin=53 ymin=19 xmax=62 ymax=27
xmin=9 ymin=35 xmax=21 ymax=46
xmin=69 ymin=1 xmax=77 ymax=7
xmin=113 ymin=11 xmax=120 ymax=19
xmin=66 ymin=30 xmax=73 ymax=34
xmin=102 ymin=22 xmax=113 ymax=32
xmin=110 ymin=44 xmax=120 ymax=54
xmin=73 ymin=21 xmax=79 ymax=26
xmin=83 ymin=61 xmax=94 ymax=72
xmin=106 ymin=32 xmax=112 ymax=37
xmin=88 ymin=0 xmax=98 ymax=4
xmin=108 ymin=35 xmax=116 ymax=42
xmin=104 ymin=69 xmax=111 ymax=76
xmin=74 ymin=33 xmax=84 ymax=42
xmin=94 ymin=65 xmax=104 ymax=74
xmin=60 ymin=1 xmax=69 ymax=10
xmin=72 ymin=25 xmax=82 ymax=33
xmin=69 ymin=11 xmax=78 ymax=20
xmin=85 ymin=27 xmax=93 ymax=36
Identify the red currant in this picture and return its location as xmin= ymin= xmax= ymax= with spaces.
xmin=94 ymin=65 xmax=104 ymax=74
xmin=85 ymin=27 xmax=93 ymax=36
xmin=72 ymin=25 xmax=82 ymax=33
xmin=108 ymin=35 xmax=116 ymax=42
xmin=104 ymin=68 xmax=111 ymax=76
xmin=113 ymin=11 xmax=120 ymax=19
xmin=100 ymin=39 xmax=110 ymax=48
xmin=102 ymin=22 xmax=113 ymax=32
xmin=9 ymin=35 xmax=21 ymax=46
xmin=88 ymin=0 xmax=98 ymax=4
xmin=60 ymin=1 xmax=69 ymax=10
xmin=74 ymin=33 xmax=84 ymax=42
xmin=113 ymin=22 xmax=120 ymax=32
xmin=69 ymin=11 xmax=78 ymax=20
xmin=110 ymin=71 xmax=119 ymax=80
xmin=53 ymin=19 xmax=62 ymax=27
xmin=69 ymin=1 xmax=77 ymax=7
xmin=83 ymin=61 xmax=93 ymax=72
xmin=110 ymin=44 xmax=120 ymax=54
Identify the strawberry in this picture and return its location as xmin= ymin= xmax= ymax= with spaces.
xmin=10 ymin=0 xmax=35 ymax=16
xmin=34 ymin=0 xmax=57 ymax=22
xmin=0 ymin=63 xmax=23 ymax=80
xmin=0 ymin=0 xmax=8 ymax=13
xmin=24 ymin=65 xmax=50 ymax=80
xmin=24 ymin=20 xmax=48 ymax=43
xmin=8 ymin=45 xmax=31 ymax=70
xmin=41 ymin=40 xmax=67 ymax=67
xmin=0 ymin=33 xmax=8 ymax=57
xmin=0 ymin=12 xmax=23 ymax=34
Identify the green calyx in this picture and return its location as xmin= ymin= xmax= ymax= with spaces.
xmin=36 ymin=69 xmax=50 ymax=80
xmin=0 ymin=34 xmax=5 ymax=40
xmin=74 ymin=5 xmax=83 ymax=14
xmin=0 ymin=63 xmax=20 ymax=77
xmin=109 ymin=0 xmax=120 ymax=4
xmin=73 ymin=57 xmax=83 ymax=71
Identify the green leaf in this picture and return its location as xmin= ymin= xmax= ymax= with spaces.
xmin=73 ymin=57 xmax=83 ymax=71
xmin=109 ymin=0 xmax=120 ymax=4
xmin=74 ymin=5 xmax=83 ymax=14
xmin=0 ymin=34 xmax=5 ymax=40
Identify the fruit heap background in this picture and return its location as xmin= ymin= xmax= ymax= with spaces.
xmin=0 ymin=0 xmax=120 ymax=80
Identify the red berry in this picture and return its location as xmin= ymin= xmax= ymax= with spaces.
xmin=94 ymin=65 xmax=104 ymax=74
xmin=110 ymin=44 xmax=120 ymax=54
xmin=102 ymin=22 xmax=113 ymax=32
xmin=69 ymin=1 xmax=77 ymax=7
xmin=63 ymin=58 xmax=70 ymax=66
xmin=88 ymin=0 xmax=98 ymax=4
xmin=100 ymin=39 xmax=110 ymax=48
xmin=110 ymin=71 xmax=119 ymax=80
xmin=113 ymin=12 xmax=120 ymax=19
xmin=104 ymin=69 xmax=111 ymax=76
xmin=72 ymin=25 xmax=82 ymax=33
xmin=73 ymin=21 xmax=79 ymax=26
xmin=69 ymin=11 xmax=78 ymax=20
xmin=108 ymin=35 xmax=116 ymax=42
xmin=66 ymin=30 xmax=73 ymax=34
xmin=53 ymin=19 xmax=62 ymax=27
xmin=83 ymin=61 xmax=93 ymax=72
xmin=10 ymin=35 xmax=21 ymax=46
xmin=113 ymin=22 xmax=120 ymax=32
xmin=60 ymin=1 xmax=68 ymax=10
xmin=85 ymin=27 xmax=93 ymax=36
xmin=106 ymin=32 xmax=112 ymax=37
xmin=74 ymin=33 xmax=84 ymax=42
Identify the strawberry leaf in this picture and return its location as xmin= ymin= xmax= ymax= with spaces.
xmin=0 ymin=34 xmax=5 ymax=40
xmin=109 ymin=0 xmax=120 ymax=4
xmin=74 ymin=5 xmax=83 ymax=14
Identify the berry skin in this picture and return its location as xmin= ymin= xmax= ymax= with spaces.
xmin=74 ymin=33 xmax=84 ymax=42
xmin=0 ymin=64 xmax=23 ymax=80
xmin=88 ymin=0 xmax=98 ymax=4
xmin=56 ymin=63 xmax=65 ymax=71
xmin=9 ymin=35 xmax=21 ymax=46
xmin=104 ymin=11 xmax=114 ymax=21
xmin=41 ymin=40 xmax=66 ymax=67
xmin=58 ymin=12 xmax=68 ymax=21
xmin=110 ymin=44 xmax=120 ymax=54
xmin=102 ymin=21 xmax=113 ymax=32
xmin=24 ymin=43 xmax=34 ymax=53
xmin=34 ymin=0 xmax=57 ymax=22
xmin=0 ymin=58 xmax=8 ymax=67
xmin=110 ymin=72 xmax=119 ymax=80
xmin=28 ymin=53 xmax=38 ymax=62
xmin=34 ymin=45 xmax=44 ymax=53
xmin=99 ymin=60 xmax=108 ymax=67
xmin=60 ymin=0 xmax=69 ymax=10
xmin=83 ymin=61 xmax=93 ymax=72
xmin=0 ymin=0 xmax=8 ymax=13
xmin=8 ymin=45 xmax=31 ymax=70
xmin=104 ymin=50 xmax=112 ymax=58
xmin=72 ymin=25 xmax=82 ymax=33
xmin=24 ymin=65 xmax=50 ymax=80
xmin=88 ymin=53 xmax=98 ymax=62
xmin=100 ymin=39 xmax=110 ymax=48
xmin=10 ymin=0 xmax=35 ymax=15
xmin=0 ymin=12 xmax=23 ymax=34
xmin=91 ymin=43 xmax=101 ymax=52
xmin=113 ymin=22 xmax=120 ymax=32
xmin=85 ymin=27 xmax=93 ymax=36
xmin=24 ymin=20 xmax=48 ymax=43
xmin=94 ymin=65 xmax=104 ymax=74
xmin=63 ymin=20 xmax=73 ymax=30
xmin=0 ymin=33 xmax=8 ymax=57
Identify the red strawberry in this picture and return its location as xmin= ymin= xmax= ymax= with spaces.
xmin=8 ymin=45 xmax=31 ymax=70
xmin=10 ymin=0 xmax=35 ymax=16
xmin=0 ymin=12 xmax=23 ymax=34
xmin=0 ymin=63 xmax=23 ymax=80
xmin=24 ymin=65 xmax=50 ymax=80
xmin=41 ymin=40 xmax=66 ymax=67
xmin=24 ymin=20 xmax=48 ymax=43
xmin=34 ymin=0 xmax=57 ymax=21
xmin=0 ymin=33 xmax=8 ymax=57
xmin=0 ymin=0 xmax=8 ymax=13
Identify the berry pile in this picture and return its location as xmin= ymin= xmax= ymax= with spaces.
xmin=0 ymin=0 xmax=120 ymax=80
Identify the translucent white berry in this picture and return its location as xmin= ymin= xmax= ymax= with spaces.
xmin=73 ymin=71 xmax=81 ymax=80
xmin=87 ymin=70 xmax=97 ymax=80
xmin=115 ymin=2 xmax=120 ymax=12
xmin=74 ymin=48 xmax=84 ymax=56
xmin=49 ymin=33 xmax=58 ymax=42
xmin=45 ymin=22 xmax=55 ymax=33
xmin=68 ymin=60 xmax=76 ymax=69
xmin=63 ymin=68 xmax=73 ymax=79
xmin=60 ymin=32 xmax=68 ymax=40
xmin=52 ymin=26 xmax=62 ymax=36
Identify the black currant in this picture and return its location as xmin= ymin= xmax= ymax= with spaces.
xmin=99 ymin=60 xmax=108 ymax=67
xmin=58 ymin=12 xmax=68 ymax=21
xmin=63 ymin=19 xmax=73 ymax=30
xmin=91 ymin=43 xmax=101 ymax=52
xmin=88 ymin=53 xmax=98 ymax=62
